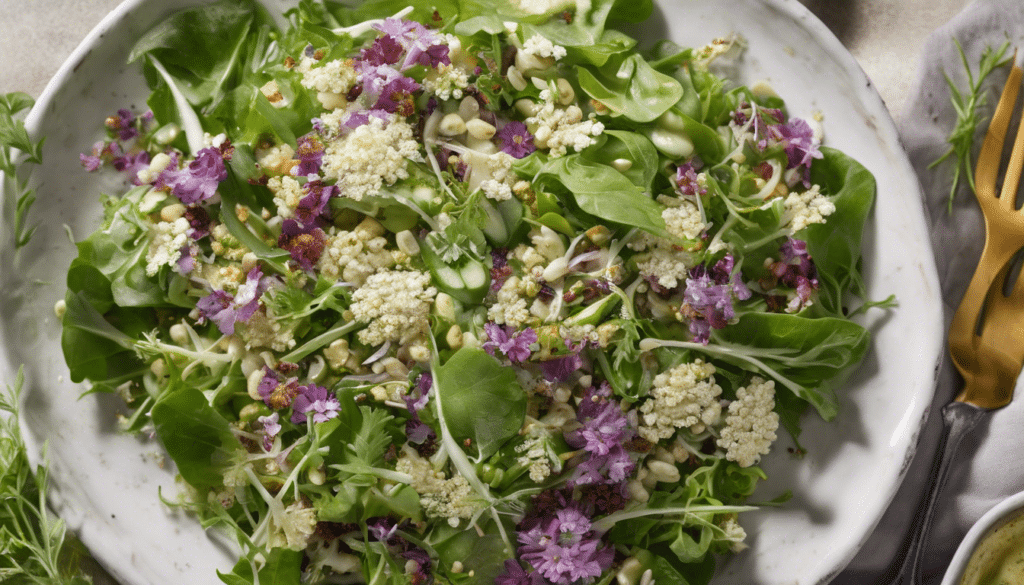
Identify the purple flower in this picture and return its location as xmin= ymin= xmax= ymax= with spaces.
xmin=374 ymin=75 xmax=421 ymax=116
xmin=106 ymin=108 xmax=138 ymax=141
xmin=404 ymin=373 xmax=432 ymax=414
xmin=564 ymin=385 xmax=637 ymax=486
xmin=278 ymin=219 xmax=327 ymax=270
xmin=112 ymin=150 xmax=151 ymax=185
xmin=491 ymin=248 xmax=512 ymax=293
xmin=195 ymin=267 xmax=269 ymax=335
xmin=517 ymin=505 xmax=613 ymax=585
xmin=295 ymin=180 xmax=337 ymax=226
xmin=79 ymin=140 xmax=122 ymax=172
xmin=361 ymin=34 xmax=404 ymax=66
xmin=769 ymin=237 xmax=819 ymax=311
xmin=290 ymin=383 xmax=341 ymax=424
xmin=683 ymin=256 xmax=750 ymax=343
xmin=482 ymin=322 xmax=537 ymax=363
xmin=184 ymin=205 xmax=212 ymax=239
xmin=495 ymin=559 xmax=543 ymax=585
xmin=373 ymin=17 xmax=450 ymax=70
xmin=357 ymin=62 xmax=404 ymax=102
xmin=539 ymin=352 xmax=583 ymax=383
xmin=157 ymin=147 xmax=228 ymax=204
xmin=258 ymin=412 xmax=281 ymax=451
xmin=497 ymin=121 xmax=536 ymax=158
xmin=294 ymin=134 xmax=325 ymax=177
xmin=675 ymin=159 xmax=706 ymax=197
xmin=176 ymin=244 xmax=197 ymax=275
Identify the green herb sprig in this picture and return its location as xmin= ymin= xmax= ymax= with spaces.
xmin=0 ymin=92 xmax=44 ymax=249
xmin=930 ymin=39 xmax=1011 ymax=212
xmin=0 ymin=368 xmax=92 ymax=584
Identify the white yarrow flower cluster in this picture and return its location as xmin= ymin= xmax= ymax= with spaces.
xmin=717 ymin=376 xmax=780 ymax=467
xmin=639 ymin=359 xmax=723 ymax=442
xmin=396 ymin=448 xmax=479 ymax=523
xmin=526 ymin=90 xmax=604 ymax=157
xmin=522 ymin=34 xmax=567 ymax=60
xmin=321 ymin=114 xmax=421 ymax=201
xmin=424 ymin=63 xmax=470 ymax=101
xmin=350 ymin=269 xmax=437 ymax=346
xmin=267 ymin=501 xmax=318 ymax=551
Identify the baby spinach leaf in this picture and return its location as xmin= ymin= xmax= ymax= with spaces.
xmin=534 ymin=155 xmax=669 ymax=237
xmin=802 ymin=147 xmax=876 ymax=316
xmin=710 ymin=313 xmax=871 ymax=420
xmin=60 ymin=291 xmax=150 ymax=386
xmin=434 ymin=347 xmax=525 ymax=460
xmin=219 ymin=548 xmax=302 ymax=585
xmin=522 ymin=0 xmax=648 ymax=66
xmin=582 ymin=130 xmax=659 ymax=190
xmin=152 ymin=386 xmax=242 ymax=492
xmin=577 ymin=54 xmax=684 ymax=122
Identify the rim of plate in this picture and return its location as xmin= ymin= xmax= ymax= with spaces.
xmin=14 ymin=1 xmax=943 ymax=584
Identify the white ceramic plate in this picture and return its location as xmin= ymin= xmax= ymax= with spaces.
xmin=0 ymin=1 xmax=943 ymax=584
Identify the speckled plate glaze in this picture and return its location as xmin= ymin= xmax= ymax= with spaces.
xmin=0 ymin=1 xmax=942 ymax=584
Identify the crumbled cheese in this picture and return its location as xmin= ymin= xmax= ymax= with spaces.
xmin=257 ymin=143 xmax=297 ymax=175
xmin=321 ymin=114 xmax=421 ymax=201
xmin=783 ymin=184 xmax=835 ymax=232
xmin=424 ymin=63 xmax=470 ymax=101
xmin=146 ymin=217 xmax=191 ymax=276
xmin=350 ymin=269 xmax=437 ymax=346
xmin=478 ymin=152 xmax=516 ymax=201
xmin=522 ymin=34 xmax=567 ymax=60
xmin=487 ymin=276 xmax=531 ymax=328
xmin=634 ymin=240 xmax=699 ymax=290
xmin=317 ymin=227 xmax=406 ymax=286
xmin=297 ymin=56 xmax=359 ymax=96
xmin=716 ymin=376 xmax=780 ymax=467
xmin=268 ymin=175 xmax=304 ymax=219
xmin=639 ymin=359 xmax=722 ymax=442
xmin=526 ymin=90 xmax=604 ymax=157
xmin=662 ymin=199 xmax=706 ymax=241
xmin=512 ymin=244 xmax=547 ymax=272
xmin=396 ymin=447 xmax=479 ymax=521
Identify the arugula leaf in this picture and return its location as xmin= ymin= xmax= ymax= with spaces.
xmin=434 ymin=347 xmax=526 ymax=461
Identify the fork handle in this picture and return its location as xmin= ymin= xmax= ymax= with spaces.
xmin=879 ymin=401 xmax=988 ymax=585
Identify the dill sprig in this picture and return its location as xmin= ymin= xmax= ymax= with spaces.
xmin=929 ymin=39 xmax=1011 ymax=212
xmin=0 ymin=368 xmax=93 ymax=584
xmin=0 ymin=92 xmax=44 ymax=249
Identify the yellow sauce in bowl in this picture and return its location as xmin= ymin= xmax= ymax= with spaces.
xmin=959 ymin=513 xmax=1024 ymax=585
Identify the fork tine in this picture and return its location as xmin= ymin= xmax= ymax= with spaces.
xmin=977 ymin=51 xmax=1023 ymax=201
xmin=1001 ymin=51 xmax=1024 ymax=209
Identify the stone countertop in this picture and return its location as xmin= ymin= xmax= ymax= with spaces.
xmin=0 ymin=0 xmax=974 ymax=122
xmin=0 ymin=0 xmax=974 ymax=584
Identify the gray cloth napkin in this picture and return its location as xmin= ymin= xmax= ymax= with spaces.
xmin=834 ymin=0 xmax=1024 ymax=583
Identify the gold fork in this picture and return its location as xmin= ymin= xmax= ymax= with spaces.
xmin=881 ymin=51 xmax=1024 ymax=584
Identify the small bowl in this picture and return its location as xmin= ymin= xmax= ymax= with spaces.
xmin=942 ymin=490 xmax=1024 ymax=585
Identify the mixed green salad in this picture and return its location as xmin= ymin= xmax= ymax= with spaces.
xmin=59 ymin=0 xmax=882 ymax=583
